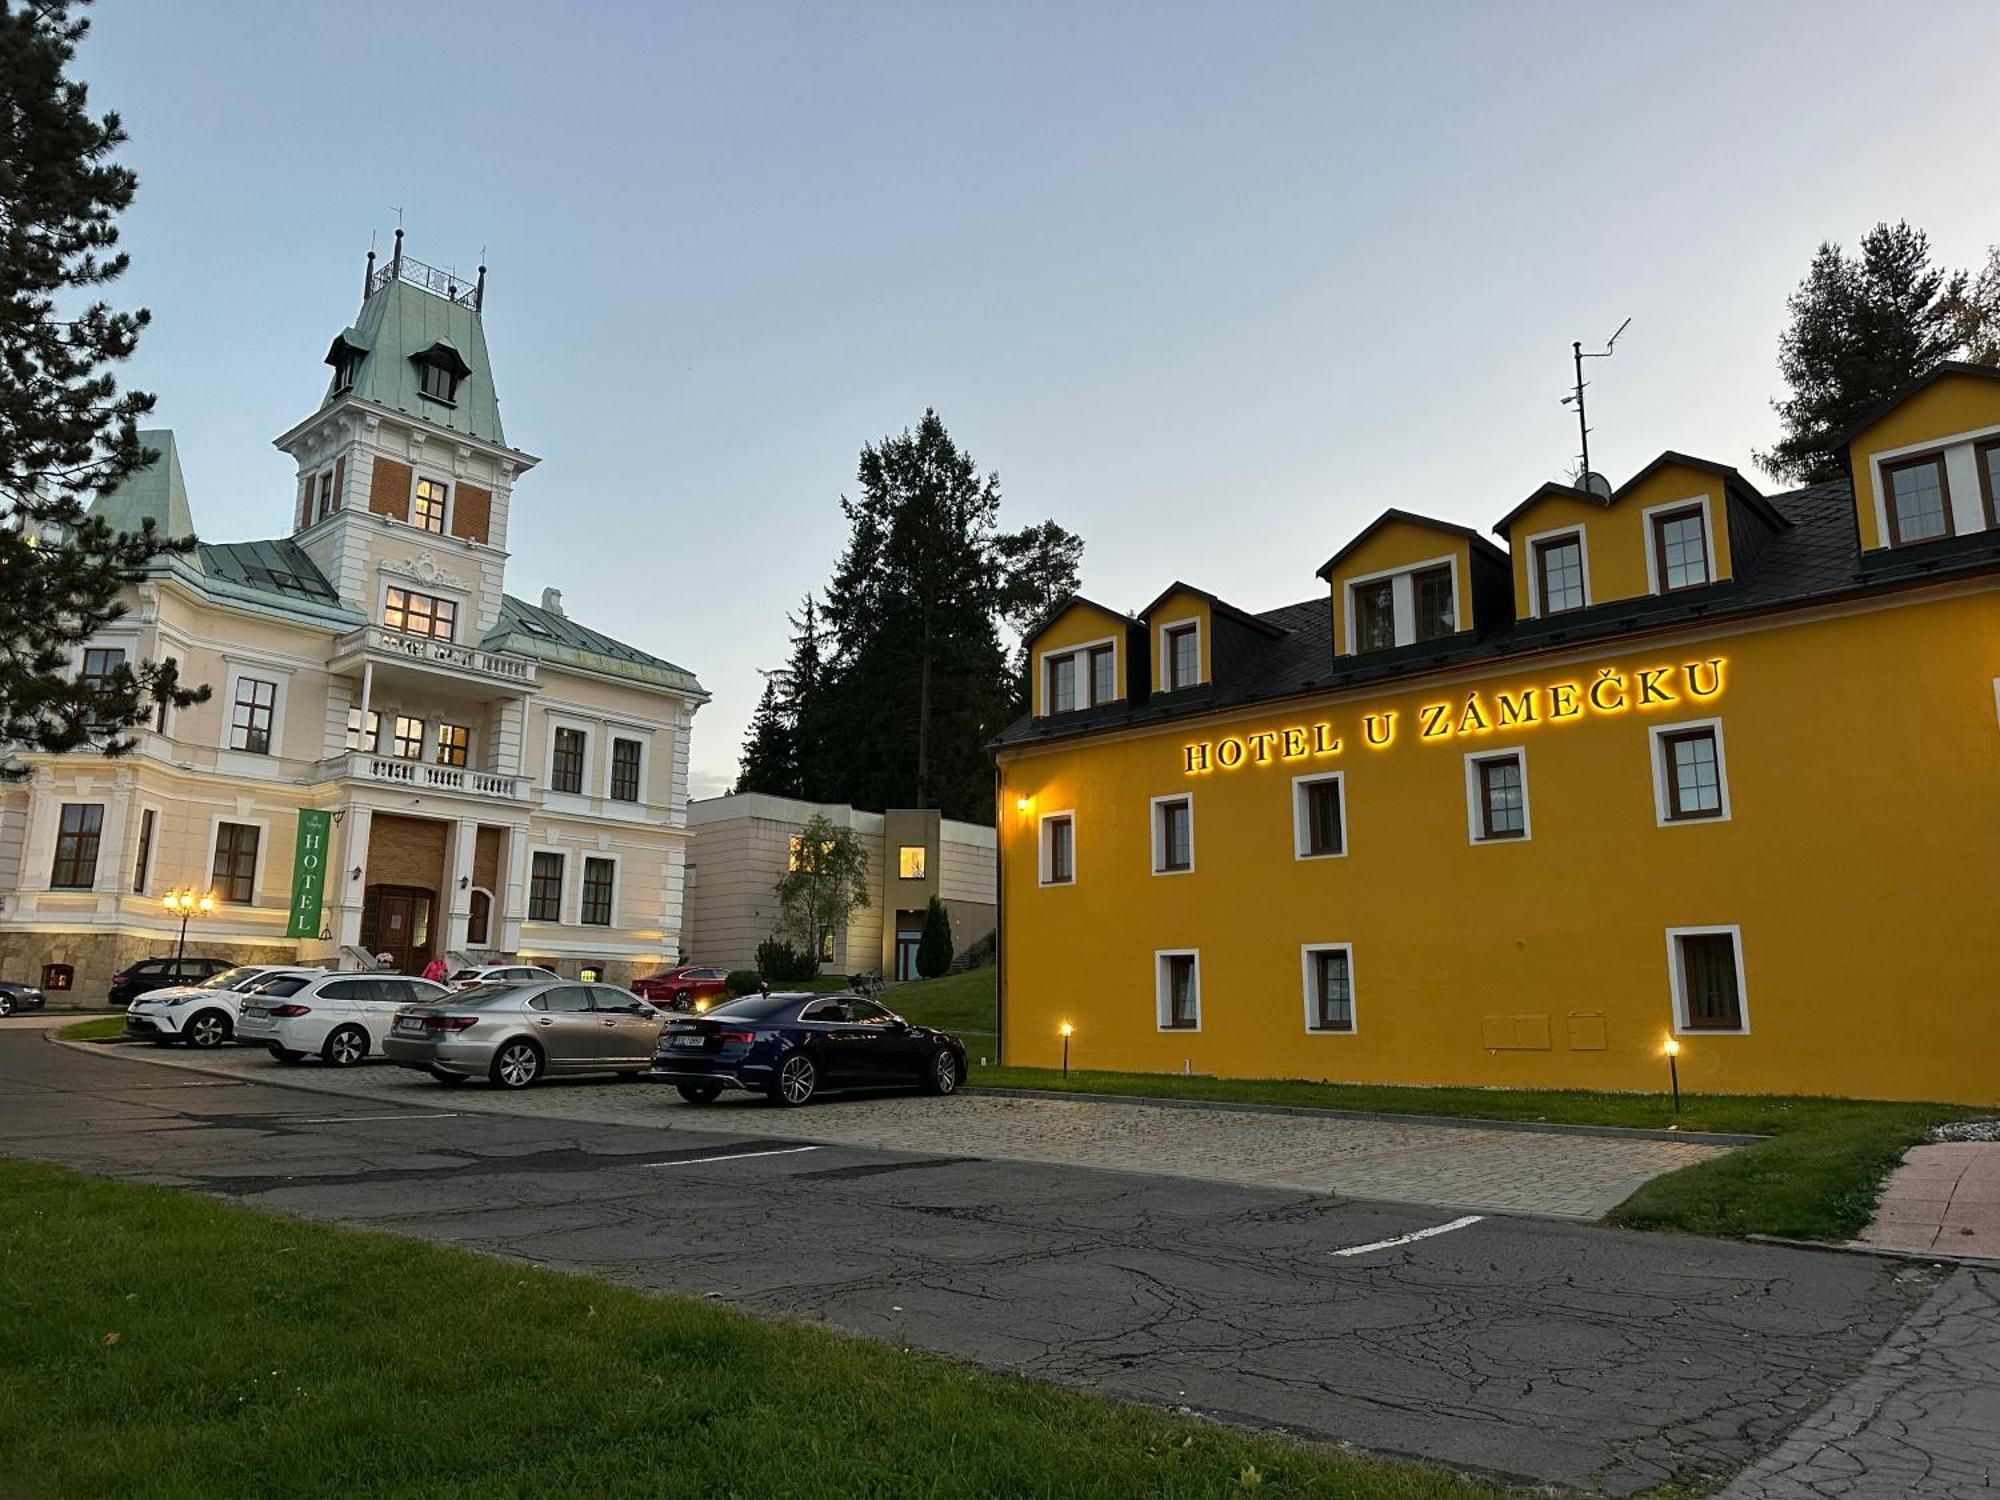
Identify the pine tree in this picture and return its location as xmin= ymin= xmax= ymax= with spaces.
xmin=1761 ymin=222 xmax=1978 ymax=483
xmin=992 ymin=518 xmax=1084 ymax=711
xmin=915 ymin=894 xmax=953 ymax=980
xmin=0 ymin=0 xmax=204 ymax=753
xmin=733 ymin=677 xmax=795 ymax=795
xmin=782 ymin=593 xmax=832 ymax=802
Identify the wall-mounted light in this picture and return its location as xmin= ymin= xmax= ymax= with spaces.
xmin=458 ymin=876 xmax=469 ymax=890
xmin=1015 ymin=795 xmax=1031 ymax=814
xmin=350 ymin=866 xmax=363 ymax=881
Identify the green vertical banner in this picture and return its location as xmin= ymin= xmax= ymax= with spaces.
xmin=285 ymin=809 xmax=335 ymax=939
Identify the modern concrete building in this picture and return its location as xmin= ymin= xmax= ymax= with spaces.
xmin=683 ymin=793 xmax=995 ymax=978
xmin=0 ymin=236 xmax=706 ymax=995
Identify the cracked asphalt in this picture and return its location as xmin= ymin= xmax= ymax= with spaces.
xmin=0 ymin=1031 xmax=1949 ymax=1495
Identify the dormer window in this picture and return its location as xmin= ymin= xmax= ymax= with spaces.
xmin=420 ymin=361 xmax=457 ymax=403
xmin=1532 ymin=532 xmax=1587 ymax=615
xmin=1163 ymin=624 xmax=1199 ymax=690
xmin=1882 ymin=453 xmax=1952 ymax=544
xmin=1649 ymin=504 xmax=1711 ymax=591
xmin=411 ymin=339 xmax=472 ymax=407
xmin=333 ymin=352 xmax=361 ymax=394
xmin=1354 ymin=580 xmax=1395 ymax=651
xmin=1412 ymin=565 xmax=1454 ymax=641
xmin=1041 ymin=640 xmax=1117 ymax=715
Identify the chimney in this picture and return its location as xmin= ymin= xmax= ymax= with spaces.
xmin=540 ymin=587 xmax=565 ymax=618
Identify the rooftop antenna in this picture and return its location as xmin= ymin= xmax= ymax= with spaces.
xmin=1561 ymin=317 xmax=1630 ymax=495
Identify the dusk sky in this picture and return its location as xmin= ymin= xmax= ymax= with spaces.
xmin=81 ymin=1 xmax=2000 ymax=796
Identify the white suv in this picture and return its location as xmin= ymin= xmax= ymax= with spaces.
xmin=123 ymin=965 xmax=325 ymax=1049
xmin=447 ymin=964 xmax=559 ymax=990
xmin=236 ymin=972 xmax=452 ymax=1067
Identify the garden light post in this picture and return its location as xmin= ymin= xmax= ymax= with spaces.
xmin=162 ymin=888 xmax=216 ymax=967
xmin=1059 ymin=1022 xmax=1072 ymax=1078
xmin=1664 ymin=1036 xmax=1682 ymax=1114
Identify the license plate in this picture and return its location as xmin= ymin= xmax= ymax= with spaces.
xmin=671 ymin=1034 xmax=705 ymax=1049
xmin=243 ymin=1007 xmax=267 ymax=1021
xmin=396 ymin=1017 xmax=424 ymax=1033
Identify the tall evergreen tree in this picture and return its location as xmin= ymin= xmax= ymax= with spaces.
xmin=782 ymin=592 xmax=832 ymax=802
xmin=732 ymin=677 xmax=794 ymax=795
xmin=992 ymin=518 xmax=1084 ymax=710
xmin=1760 ymin=222 xmax=1977 ymax=483
xmin=0 ymin=0 xmax=204 ymax=753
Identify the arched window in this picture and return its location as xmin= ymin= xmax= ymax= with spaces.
xmin=467 ymin=888 xmax=493 ymax=948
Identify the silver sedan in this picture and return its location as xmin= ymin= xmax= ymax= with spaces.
xmin=383 ymin=979 xmax=663 ymax=1089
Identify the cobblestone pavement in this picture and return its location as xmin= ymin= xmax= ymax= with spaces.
xmin=1718 ymin=1266 xmax=2000 ymax=1499
xmin=88 ymin=1041 xmax=1730 ymax=1218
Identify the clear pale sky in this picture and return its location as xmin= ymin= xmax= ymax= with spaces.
xmin=80 ymin=1 xmax=2000 ymax=797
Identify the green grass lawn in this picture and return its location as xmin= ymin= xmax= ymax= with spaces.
xmin=0 ymin=1159 xmax=1493 ymax=1500
xmin=884 ymin=964 xmax=1000 ymax=1036
xmin=55 ymin=1016 xmax=125 ymax=1042
xmin=970 ymin=1065 xmax=1968 ymax=1243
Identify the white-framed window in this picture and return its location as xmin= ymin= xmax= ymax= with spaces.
xmin=204 ymin=815 xmax=270 ymax=907
xmin=609 ymin=736 xmax=644 ymax=803
xmin=528 ymin=849 xmax=565 ymax=922
xmin=1158 ymin=618 xmax=1202 ymax=691
xmin=131 ymin=804 xmax=159 ymax=895
xmin=1038 ymin=811 xmax=1075 ymax=887
xmin=392 ymin=715 xmax=425 ymax=760
xmin=1150 ymin=793 xmax=1193 ymax=875
xmin=435 ymin=722 xmax=470 ymax=767
xmin=1880 ymin=451 xmax=1953 ymax=544
xmin=315 ymin=466 xmax=338 ymax=523
xmin=467 ymin=886 xmax=494 ymax=947
xmin=1667 ymin=925 xmax=1749 ymax=1035
xmin=1040 ymin=638 xmax=1118 ymax=716
xmin=1465 ymin=747 xmax=1530 ymax=843
xmin=1524 ymin=525 xmax=1590 ymax=616
xmin=226 ymin=673 xmax=280 ymax=755
xmin=384 ymin=586 xmax=458 ymax=642
xmin=1649 ymin=717 xmax=1730 ymax=825
xmin=411 ymin=475 xmax=450 ymax=534
xmin=1642 ymin=496 xmax=1714 ymax=593
xmin=1155 ymin=948 xmax=1200 ymax=1031
xmin=1341 ymin=554 xmax=1461 ymax=654
xmin=580 ymin=854 xmax=617 ymax=927
xmin=1291 ymin=771 xmax=1347 ymax=860
xmin=1866 ymin=426 xmax=2000 ymax=546
xmin=1300 ymin=943 xmax=1355 ymax=1033
xmin=548 ymin=720 xmax=590 ymax=795
xmin=345 ymin=707 xmax=381 ymax=753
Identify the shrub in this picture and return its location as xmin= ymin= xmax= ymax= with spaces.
xmin=916 ymin=896 xmax=953 ymax=980
xmin=755 ymin=936 xmax=818 ymax=983
xmin=724 ymin=969 xmax=764 ymax=997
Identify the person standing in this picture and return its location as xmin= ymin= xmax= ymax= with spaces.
xmin=421 ymin=954 xmax=449 ymax=983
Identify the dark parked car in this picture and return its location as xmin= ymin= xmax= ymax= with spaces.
xmin=630 ymin=965 xmax=732 ymax=1012
xmin=650 ymin=992 xmax=966 ymax=1106
xmin=0 ymin=980 xmax=46 ymax=1016
xmin=108 ymin=956 xmax=233 ymax=1008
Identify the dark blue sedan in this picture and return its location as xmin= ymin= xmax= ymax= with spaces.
xmin=649 ymin=992 xmax=967 ymax=1106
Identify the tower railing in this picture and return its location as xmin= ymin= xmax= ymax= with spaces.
xmin=369 ymin=253 xmax=482 ymax=309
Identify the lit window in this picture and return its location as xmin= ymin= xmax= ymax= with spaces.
xmin=529 ymin=852 xmax=564 ymax=922
xmin=1882 ymin=453 xmax=1952 ymax=544
xmin=228 ymin=677 xmax=277 ymax=754
xmin=1655 ymin=723 xmax=1728 ymax=823
xmin=1152 ymin=795 xmax=1193 ymax=874
xmin=435 ymin=723 xmax=469 ymax=768
xmin=1651 ymin=506 xmax=1710 ymax=591
xmin=1040 ymin=814 xmax=1074 ymax=886
xmin=345 ymin=707 xmax=381 ymax=752
xmin=551 ymin=727 xmax=586 ymax=794
xmin=391 ymin=716 xmax=425 ymax=759
xmin=1533 ymin=534 xmax=1586 ymax=614
xmin=411 ymin=478 xmax=448 ymax=535
xmin=1412 ymin=565 xmax=1454 ymax=640
xmin=581 ymin=858 xmax=614 ymax=927
xmin=50 ymin=803 xmax=104 ymax=889
xmin=610 ymin=738 xmax=642 ymax=802
xmin=1469 ymin=750 xmax=1528 ymax=842
xmin=1354 ymin=578 xmax=1395 ymax=651
xmin=384 ymin=586 xmax=456 ymax=641
xmin=1165 ymin=624 xmax=1199 ymax=689
xmin=1157 ymin=951 xmax=1199 ymax=1030
xmin=1293 ymin=774 xmax=1345 ymax=859
xmin=1671 ymin=928 xmax=1746 ymax=1033
xmin=898 ymin=845 xmax=927 ymax=879
xmin=1304 ymin=946 xmax=1354 ymax=1033
xmin=212 ymin=822 xmax=260 ymax=905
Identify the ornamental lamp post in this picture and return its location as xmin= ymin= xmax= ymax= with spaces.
xmin=1664 ymin=1036 xmax=1682 ymax=1115
xmin=161 ymin=888 xmax=217 ymax=967
xmin=1059 ymin=1021 xmax=1073 ymax=1079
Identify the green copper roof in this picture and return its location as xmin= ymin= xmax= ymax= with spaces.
xmin=485 ymin=594 xmax=706 ymax=698
xmin=197 ymin=538 xmax=344 ymax=606
xmin=328 ymin=263 xmax=507 ymax=447
xmin=89 ymin=428 xmax=194 ymax=539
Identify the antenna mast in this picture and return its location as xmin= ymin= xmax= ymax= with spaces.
xmin=1562 ymin=317 xmax=1631 ymax=487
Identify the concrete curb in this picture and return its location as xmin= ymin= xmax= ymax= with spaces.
xmin=1746 ymin=1232 xmax=2000 ymax=1271
xmin=964 ymin=1085 xmax=1768 ymax=1147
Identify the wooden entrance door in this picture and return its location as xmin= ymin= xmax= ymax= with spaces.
xmin=361 ymin=884 xmax=436 ymax=973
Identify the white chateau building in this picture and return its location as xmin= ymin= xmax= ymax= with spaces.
xmin=0 ymin=235 xmax=707 ymax=993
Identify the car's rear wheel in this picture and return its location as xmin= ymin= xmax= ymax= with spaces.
xmin=322 ymin=1025 xmax=368 ymax=1067
xmin=676 ymin=1082 xmax=723 ymax=1105
xmin=491 ymin=1040 xmax=543 ymax=1090
xmin=674 ymin=989 xmax=693 ymax=1011
xmin=185 ymin=1010 xmax=230 ymax=1049
xmin=772 ymin=1053 xmax=817 ymax=1107
xmin=921 ymin=1047 xmax=963 ymax=1096
xmin=268 ymin=1045 xmax=305 ymax=1064
xmin=428 ymin=1066 xmax=468 ymax=1086
xmin=0 ymin=994 xmax=14 ymax=1017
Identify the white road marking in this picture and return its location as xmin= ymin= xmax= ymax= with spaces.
xmin=642 ymin=1146 xmax=822 ymax=1168
xmin=1330 ymin=1214 xmax=1485 ymax=1258
xmin=289 ymin=1112 xmax=461 ymax=1124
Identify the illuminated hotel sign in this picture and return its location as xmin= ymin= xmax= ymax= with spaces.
xmin=1181 ymin=657 xmax=1725 ymax=774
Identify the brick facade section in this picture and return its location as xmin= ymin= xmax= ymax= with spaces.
xmin=367 ymin=814 xmax=447 ymax=895
xmin=369 ymin=456 xmax=412 ymax=520
xmin=451 ymin=483 xmax=491 ymax=545
xmin=472 ymin=826 xmax=501 ymax=892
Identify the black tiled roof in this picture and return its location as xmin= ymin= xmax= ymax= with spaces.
xmin=993 ymin=480 xmax=2000 ymax=749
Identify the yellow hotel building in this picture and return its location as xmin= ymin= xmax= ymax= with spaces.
xmin=994 ymin=365 xmax=2000 ymax=1107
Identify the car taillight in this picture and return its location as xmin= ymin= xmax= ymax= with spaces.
xmin=269 ymin=1004 xmax=312 ymax=1017
xmin=424 ymin=1015 xmax=478 ymax=1032
xmin=716 ymin=1029 xmax=756 ymax=1045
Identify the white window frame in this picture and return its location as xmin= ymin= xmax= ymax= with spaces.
xmin=1464 ymin=745 xmax=1531 ymax=844
xmin=1291 ymin=770 xmax=1348 ymax=861
xmin=545 ymin=715 xmax=594 ymax=798
xmin=1666 ymin=923 xmax=1750 ymax=1036
xmin=1300 ymin=942 xmax=1356 ymax=1034
xmin=1649 ymin=716 xmax=1731 ymax=826
xmin=204 ymin=814 xmax=272 ymax=908
xmin=1156 ymin=616 xmax=1203 ymax=692
xmin=1522 ymin=524 xmax=1592 ymax=616
xmin=1037 ymin=810 xmax=1076 ymax=887
xmin=605 ymin=731 xmax=649 ymax=805
xmin=345 ymin=705 xmax=383 ymax=754
xmin=1039 ymin=635 xmax=1118 ymax=716
xmin=407 ymin=472 xmax=454 ymax=535
xmin=315 ymin=464 xmax=339 ymax=524
xmin=1149 ymin=792 xmax=1194 ymax=876
xmin=1340 ymin=552 xmax=1461 ymax=655
xmin=1155 ymin=947 xmax=1201 ymax=1033
xmin=578 ymin=851 xmax=620 ymax=929
xmin=466 ymin=885 xmax=496 ymax=948
xmin=377 ymin=577 xmax=467 ymax=643
xmin=130 ymin=800 xmax=163 ymax=896
xmin=526 ymin=844 xmax=568 ymax=925
xmin=222 ymin=665 xmax=288 ymax=758
xmin=1641 ymin=495 xmax=1715 ymax=595
xmin=1867 ymin=421 xmax=2000 ymax=545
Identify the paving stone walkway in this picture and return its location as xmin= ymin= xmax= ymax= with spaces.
xmin=1856 ymin=1142 xmax=2000 ymax=1261
xmin=68 ymin=1038 xmax=1732 ymax=1219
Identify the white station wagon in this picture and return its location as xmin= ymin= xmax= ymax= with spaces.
xmin=237 ymin=972 xmax=452 ymax=1067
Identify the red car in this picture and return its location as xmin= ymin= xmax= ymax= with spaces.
xmin=631 ymin=965 xmax=733 ymax=1012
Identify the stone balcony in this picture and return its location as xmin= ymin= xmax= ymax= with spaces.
xmin=331 ymin=625 xmax=537 ymax=695
xmin=336 ymin=753 xmax=535 ymax=803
